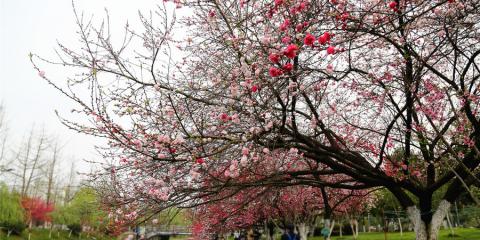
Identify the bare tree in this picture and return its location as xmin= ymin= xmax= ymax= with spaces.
xmin=0 ymin=103 xmax=10 ymax=173
xmin=45 ymin=141 xmax=62 ymax=204
xmin=15 ymin=128 xmax=48 ymax=197
xmin=64 ymin=161 xmax=76 ymax=203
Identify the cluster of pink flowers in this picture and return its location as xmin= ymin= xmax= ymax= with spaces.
xmin=268 ymin=31 xmax=336 ymax=78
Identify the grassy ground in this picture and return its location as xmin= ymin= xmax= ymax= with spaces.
xmin=0 ymin=228 xmax=115 ymax=240
xmin=319 ymin=228 xmax=480 ymax=240
xmin=216 ymin=228 xmax=480 ymax=240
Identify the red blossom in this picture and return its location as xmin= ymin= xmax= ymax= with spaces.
xmin=284 ymin=44 xmax=299 ymax=59
xmin=280 ymin=19 xmax=290 ymax=31
xmin=219 ymin=113 xmax=230 ymax=121
xmin=208 ymin=9 xmax=216 ymax=17
xmin=388 ymin=1 xmax=398 ymax=11
xmin=327 ymin=46 xmax=336 ymax=55
xmin=268 ymin=53 xmax=281 ymax=63
xmin=303 ymin=33 xmax=315 ymax=46
xmin=21 ymin=197 xmax=54 ymax=224
xmin=269 ymin=67 xmax=283 ymax=77
xmin=295 ymin=23 xmax=303 ymax=32
xmin=283 ymin=63 xmax=293 ymax=72
xmin=318 ymin=32 xmax=331 ymax=45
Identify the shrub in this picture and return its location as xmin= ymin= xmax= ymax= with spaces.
xmin=0 ymin=221 xmax=26 ymax=235
xmin=67 ymin=223 xmax=82 ymax=236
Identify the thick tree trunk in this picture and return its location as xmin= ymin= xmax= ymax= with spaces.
xmin=297 ymin=222 xmax=309 ymax=240
xmin=407 ymin=200 xmax=451 ymax=240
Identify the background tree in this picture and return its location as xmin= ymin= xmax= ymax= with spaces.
xmin=0 ymin=103 xmax=11 ymax=173
xmin=52 ymin=187 xmax=107 ymax=233
xmin=14 ymin=128 xmax=47 ymax=197
xmin=44 ymin=141 xmax=61 ymax=205
xmin=0 ymin=183 xmax=25 ymax=236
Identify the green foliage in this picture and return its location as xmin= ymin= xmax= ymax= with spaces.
xmin=150 ymin=208 xmax=192 ymax=226
xmin=51 ymin=187 xmax=106 ymax=228
xmin=0 ymin=183 xmax=25 ymax=235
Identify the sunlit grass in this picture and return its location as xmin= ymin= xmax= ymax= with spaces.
xmin=0 ymin=228 xmax=115 ymax=240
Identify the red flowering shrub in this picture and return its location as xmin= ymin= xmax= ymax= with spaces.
xmin=21 ymin=197 xmax=54 ymax=225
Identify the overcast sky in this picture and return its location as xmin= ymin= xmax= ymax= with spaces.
xmin=0 ymin=0 xmax=163 ymax=175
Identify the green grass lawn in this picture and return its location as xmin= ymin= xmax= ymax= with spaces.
xmin=181 ymin=228 xmax=480 ymax=240
xmin=0 ymin=228 xmax=115 ymax=240
xmin=220 ymin=228 xmax=480 ymax=240
xmin=321 ymin=228 xmax=480 ymax=240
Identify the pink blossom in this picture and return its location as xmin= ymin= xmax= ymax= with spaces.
xmin=280 ymin=19 xmax=290 ymax=31
xmin=282 ymin=36 xmax=291 ymax=44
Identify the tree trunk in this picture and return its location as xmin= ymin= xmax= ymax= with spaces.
xmin=446 ymin=211 xmax=454 ymax=236
xmin=265 ymin=221 xmax=274 ymax=240
xmin=398 ymin=217 xmax=403 ymax=237
xmin=297 ymin=222 xmax=309 ymax=240
xmin=339 ymin=221 xmax=343 ymax=238
xmin=407 ymin=200 xmax=451 ymax=240
xmin=326 ymin=219 xmax=334 ymax=240
xmin=349 ymin=219 xmax=358 ymax=239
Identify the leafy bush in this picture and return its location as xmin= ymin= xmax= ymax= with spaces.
xmin=67 ymin=223 xmax=82 ymax=236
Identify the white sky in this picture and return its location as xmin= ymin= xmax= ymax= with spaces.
xmin=0 ymin=0 xmax=163 ymax=176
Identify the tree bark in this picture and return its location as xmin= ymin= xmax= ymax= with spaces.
xmin=446 ymin=211 xmax=454 ymax=236
xmin=407 ymin=200 xmax=451 ymax=240
xmin=349 ymin=218 xmax=358 ymax=239
xmin=265 ymin=221 xmax=274 ymax=240
xmin=398 ymin=217 xmax=403 ymax=237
